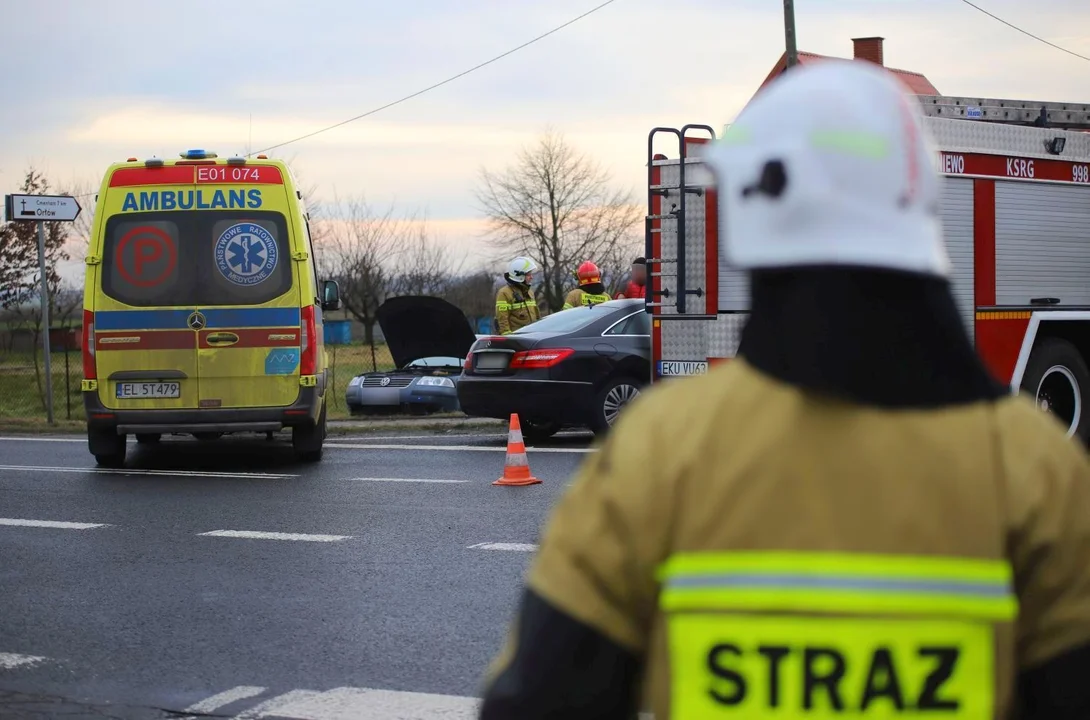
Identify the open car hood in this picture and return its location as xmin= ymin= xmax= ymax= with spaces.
xmin=375 ymin=295 xmax=477 ymax=369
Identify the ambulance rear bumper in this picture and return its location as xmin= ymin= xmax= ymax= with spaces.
xmin=84 ymin=386 xmax=322 ymax=435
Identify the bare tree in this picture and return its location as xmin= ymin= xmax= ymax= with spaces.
xmin=475 ymin=130 xmax=642 ymax=312
xmin=316 ymin=197 xmax=412 ymax=344
xmin=391 ymin=221 xmax=465 ymax=297
xmin=444 ymin=268 xmax=498 ymax=323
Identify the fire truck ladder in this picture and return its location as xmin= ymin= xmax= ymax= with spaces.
xmin=916 ymin=95 xmax=1090 ymax=130
xmin=645 ymin=124 xmax=717 ymax=314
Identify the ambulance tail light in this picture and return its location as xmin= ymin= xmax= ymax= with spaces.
xmin=300 ymin=306 xmax=317 ymax=376
xmin=82 ymin=310 xmax=96 ymax=380
xmin=509 ymin=348 xmax=575 ymax=369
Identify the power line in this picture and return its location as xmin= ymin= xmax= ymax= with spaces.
xmin=250 ymin=0 xmax=620 ymax=156
xmin=957 ymin=0 xmax=1090 ymax=62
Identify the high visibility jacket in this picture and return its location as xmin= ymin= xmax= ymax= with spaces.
xmin=562 ymin=288 xmax=612 ymax=310
xmin=485 ymin=358 xmax=1090 ymax=719
xmin=495 ymin=283 xmax=539 ymax=335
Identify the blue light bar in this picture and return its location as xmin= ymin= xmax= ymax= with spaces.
xmin=180 ymin=149 xmax=218 ymax=159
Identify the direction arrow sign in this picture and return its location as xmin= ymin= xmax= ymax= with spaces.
xmin=4 ymin=193 xmax=81 ymax=222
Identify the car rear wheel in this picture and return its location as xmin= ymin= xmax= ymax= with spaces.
xmin=590 ymin=375 xmax=643 ymax=436
xmin=522 ymin=420 xmax=561 ymax=443
xmin=89 ymin=427 xmax=126 ymax=468
xmin=293 ymin=400 xmax=327 ymax=462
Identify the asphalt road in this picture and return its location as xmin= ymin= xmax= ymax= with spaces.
xmin=0 ymin=429 xmax=597 ymax=719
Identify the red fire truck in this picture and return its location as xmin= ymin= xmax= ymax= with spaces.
xmin=645 ymin=95 xmax=1090 ymax=440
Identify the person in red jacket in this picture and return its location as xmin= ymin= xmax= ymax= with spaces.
xmin=614 ymin=256 xmax=646 ymax=300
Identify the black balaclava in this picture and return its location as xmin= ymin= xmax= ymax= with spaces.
xmin=737 ymin=266 xmax=1005 ymax=408
xmin=504 ymin=272 xmax=530 ymax=289
xmin=579 ymin=282 xmax=606 ymax=296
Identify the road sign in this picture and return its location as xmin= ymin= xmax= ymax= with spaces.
xmin=4 ymin=193 xmax=81 ymax=222
xmin=3 ymin=192 xmax=84 ymax=426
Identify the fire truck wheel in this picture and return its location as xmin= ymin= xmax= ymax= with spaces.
xmin=1021 ymin=338 xmax=1090 ymax=443
xmin=590 ymin=375 xmax=643 ymax=436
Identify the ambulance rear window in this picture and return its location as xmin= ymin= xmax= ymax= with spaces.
xmin=100 ymin=211 xmax=293 ymax=307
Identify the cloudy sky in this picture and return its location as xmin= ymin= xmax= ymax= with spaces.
xmin=1 ymin=0 xmax=1087 ymax=278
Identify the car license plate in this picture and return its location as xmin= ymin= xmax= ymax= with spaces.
xmin=658 ymin=361 xmax=708 ymax=376
xmin=475 ymin=352 xmax=511 ymax=370
xmin=115 ymin=382 xmax=181 ymax=399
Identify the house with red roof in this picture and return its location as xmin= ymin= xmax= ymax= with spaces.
xmin=757 ymin=37 xmax=940 ymax=96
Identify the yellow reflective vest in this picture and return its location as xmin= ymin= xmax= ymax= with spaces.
xmin=495 ymin=283 xmax=539 ymax=335
xmin=562 ymin=288 xmax=612 ymax=310
xmin=486 ymin=357 xmax=1090 ymax=719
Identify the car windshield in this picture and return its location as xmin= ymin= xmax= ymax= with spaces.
xmin=407 ymin=356 xmax=463 ymax=368
xmin=513 ymin=305 xmax=613 ymax=334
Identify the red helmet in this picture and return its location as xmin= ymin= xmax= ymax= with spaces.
xmin=576 ymin=261 xmax=601 ymax=286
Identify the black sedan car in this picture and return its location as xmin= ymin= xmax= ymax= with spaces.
xmin=457 ymin=298 xmax=650 ymax=439
xmin=346 ymin=296 xmax=478 ymax=416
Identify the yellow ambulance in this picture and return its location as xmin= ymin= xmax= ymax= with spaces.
xmin=80 ymin=149 xmax=341 ymax=467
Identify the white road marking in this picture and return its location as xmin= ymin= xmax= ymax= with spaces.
xmin=468 ymin=542 xmax=538 ymax=552
xmin=233 ymin=687 xmax=479 ymax=719
xmin=350 ymin=477 xmax=467 ymax=484
xmin=0 ymin=464 xmax=297 ymax=479
xmin=198 ymin=530 xmax=352 ymax=543
xmin=327 ymin=442 xmax=594 ymax=454
xmin=0 ymin=517 xmax=108 ymax=530
xmin=0 ymin=652 xmax=47 ymax=670
xmin=184 ymin=685 xmax=267 ymax=714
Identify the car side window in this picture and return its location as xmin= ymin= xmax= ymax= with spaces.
xmin=629 ymin=310 xmax=651 ymax=335
xmin=605 ymin=312 xmax=638 ymax=336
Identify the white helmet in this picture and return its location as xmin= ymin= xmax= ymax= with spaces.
xmin=507 ymin=256 xmax=538 ymax=281
xmin=705 ymin=59 xmax=949 ymax=277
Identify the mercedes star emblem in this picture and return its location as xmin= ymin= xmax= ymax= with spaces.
xmin=187 ymin=311 xmax=206 ymax=331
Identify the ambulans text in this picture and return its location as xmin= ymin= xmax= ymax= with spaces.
xmin=121 ymin=189 xmax=262 ymax=213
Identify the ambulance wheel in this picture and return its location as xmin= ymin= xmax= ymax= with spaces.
xmin=590 ymin=375 xmax=643 ymax=436
xmin=1021 ymin=338 xmax=1090 ymax=443
xmin=136 ymin=433 xmax=161 ymax=444
xmin=293 ymin=401 xmax=327 ymax=462
xmin=90 ymin=428 xmax=127 ymax=468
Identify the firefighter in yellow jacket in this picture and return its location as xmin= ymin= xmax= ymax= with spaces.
xmin=562 ymin=261 xmax=612 ymax=309
xmin=480 ymin=62 xmax=1090 ymax=719
xmin=495 ymin=256 xmax=540 ymax=335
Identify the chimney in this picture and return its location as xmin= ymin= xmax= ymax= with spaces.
xmin=852 ymin=36 xmax=885 ymax=66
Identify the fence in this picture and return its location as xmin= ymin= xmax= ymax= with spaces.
xmin=0 ymin=323 xmax=84 ymax=423
xmin=0 ymin=327 xmax=397 ymax=424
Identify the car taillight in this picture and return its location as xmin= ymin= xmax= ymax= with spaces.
xmin=82 ymin=309 xmax=96 ymax=379
xmin=463 ymin=355 xmax=472 ymax=371
xmin=509 ymin=348 xmax=575 ymax=369
xmin=300 ymin=305 xmax=317 ymax=376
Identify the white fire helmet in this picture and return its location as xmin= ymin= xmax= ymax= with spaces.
xmin=507 ymin=256 xmax=539 ymax=281
xmin=704 ymin=59 xmax=950 ymax=277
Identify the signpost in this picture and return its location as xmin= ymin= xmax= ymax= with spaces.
xmin=3 ymin=193 xmax=83 ymax=425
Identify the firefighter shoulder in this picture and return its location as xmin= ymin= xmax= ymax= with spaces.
xmin=562 ymin=261 xmax=611 ymax=309
xmin=479 ymin=61 xmax=1090 ymax=719
xmin=495 ymin=256 xmax=540 ymax=335
xmin=488 ymin=365 xmax=1090 ymax=718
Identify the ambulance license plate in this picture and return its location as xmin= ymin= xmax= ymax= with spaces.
xmin=116 ymin=382 xmax=181 ymax=399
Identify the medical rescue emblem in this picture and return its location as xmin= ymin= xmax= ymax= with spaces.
xmin=215 ymin=223 xmax=278 ymax=286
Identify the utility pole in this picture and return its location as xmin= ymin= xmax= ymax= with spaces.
xmin=784 ymin=0 xmax=799 ymax=68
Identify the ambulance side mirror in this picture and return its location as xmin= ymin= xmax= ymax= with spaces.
xmin=321 ymin=280 xmax=341 ymax=312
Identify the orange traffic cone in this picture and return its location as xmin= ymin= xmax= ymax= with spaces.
xmin=493 ymin=413 xmax=541 ymax=486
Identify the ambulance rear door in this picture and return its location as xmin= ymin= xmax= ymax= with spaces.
xmin=192 ymin=165 xmax=303 ymax=410
xmin=94 ymin=167 xmax=200 ymax=411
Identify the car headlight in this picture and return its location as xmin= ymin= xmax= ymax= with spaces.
xmin=415 ymin=376 xmax=454 ymax=388
xmin=348 ymin=376 xmax=362 ymax=388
